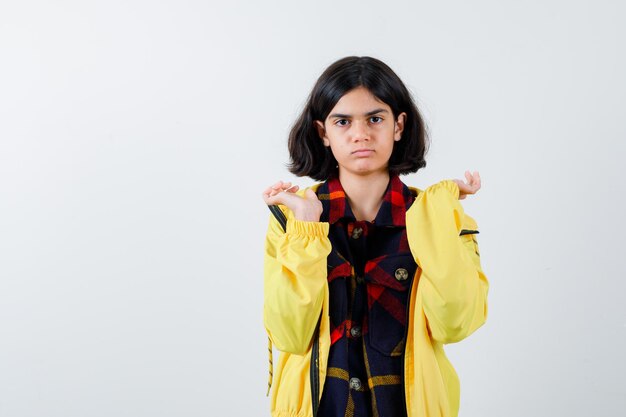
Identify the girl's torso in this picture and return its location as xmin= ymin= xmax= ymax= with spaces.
xmin=316 ymin=174 xmax=417 ymax=417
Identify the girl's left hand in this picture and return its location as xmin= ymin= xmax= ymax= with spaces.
xmin=452 ymin=170 xmax=481 ymax=200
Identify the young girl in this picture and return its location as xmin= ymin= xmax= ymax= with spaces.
xmin=261 ymin=56 xmax=489 ymax=417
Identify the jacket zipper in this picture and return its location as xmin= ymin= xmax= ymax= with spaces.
xmin=401 ymin=269 xmax=415 ymax=416
xmin=310 ymin=315 xmax=321 ymax=416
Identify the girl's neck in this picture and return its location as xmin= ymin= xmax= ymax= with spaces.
xmin=338 ymin=169 xmax=390 ymax=222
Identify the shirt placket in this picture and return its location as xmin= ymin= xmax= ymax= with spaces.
xmin=346 ymin=220 xmax=370 ymax=416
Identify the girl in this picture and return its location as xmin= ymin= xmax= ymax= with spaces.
xmin=261 ymin=56 xmax=489 ymax=417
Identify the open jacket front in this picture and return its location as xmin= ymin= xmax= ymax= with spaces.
xmin=263 ymin=179 xmax=489 ymax=417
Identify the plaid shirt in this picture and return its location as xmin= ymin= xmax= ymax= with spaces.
xmin=316 ymin=174 xmax=418 ymax=417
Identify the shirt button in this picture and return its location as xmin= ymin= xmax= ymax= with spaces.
xmin=351 ymin=227 xmax=363 ymax=239
xmin=350 ymin=326 xmax=362 ymax=338
xmin=355 ymin=275 xmax=364 ymax=284
xmin=395 ymin=268 xmax=409 ymax=281
xmin=349 ymin=377 xmax=362 ymax=391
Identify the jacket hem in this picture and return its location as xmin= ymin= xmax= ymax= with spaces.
xmin=271 ymin=410 xmax=312 ymax=417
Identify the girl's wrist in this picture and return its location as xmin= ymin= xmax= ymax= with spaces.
xmin=294 ymin=214 xmax=321 ymax=222
xmin=294 ymin=210 xmax=321 ymax=222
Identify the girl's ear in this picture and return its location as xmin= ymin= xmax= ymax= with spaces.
xmin=394 ymin=112 xmax=407 ymax=141
xmin=315 ymin=120 xmax=330 ymax=147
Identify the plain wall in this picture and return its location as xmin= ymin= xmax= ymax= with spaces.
xmin=1 ymin=0 xmax=625 ymax=416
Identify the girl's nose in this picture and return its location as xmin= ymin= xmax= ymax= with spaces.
xmin=351 ymin=121 xmax=370 ymax=141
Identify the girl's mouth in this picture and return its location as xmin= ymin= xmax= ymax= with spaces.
xmin=352 ymin=149 xmax=374 ymax=156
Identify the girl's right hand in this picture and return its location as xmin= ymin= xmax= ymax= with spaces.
xmin=452 ymin=170 xmax=481 ymax=200
xmin=262 ymin=180 xmax=323 ymax=222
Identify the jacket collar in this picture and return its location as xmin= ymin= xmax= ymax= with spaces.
xmin=316 ymin=174 xmax=415 ymax=227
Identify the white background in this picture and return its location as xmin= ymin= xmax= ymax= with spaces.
xmin=1 ymin=1 xmax=625 ymax=416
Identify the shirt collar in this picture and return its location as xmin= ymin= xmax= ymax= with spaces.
xmin=317 ymin=174 xmax=415 ymax=227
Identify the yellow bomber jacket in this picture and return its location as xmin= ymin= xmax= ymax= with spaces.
xmin=263 ymin=179 xmax=489 ymax=417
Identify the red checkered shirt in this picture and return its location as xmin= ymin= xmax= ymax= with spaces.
xmin=316 ymin=174 xmax=418 ymax=417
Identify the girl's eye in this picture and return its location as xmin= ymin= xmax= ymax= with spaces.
xmin=335 ymin=119 xmax=349 ymax=126
xmin=370 ymin=116 xmax=382 ymax=123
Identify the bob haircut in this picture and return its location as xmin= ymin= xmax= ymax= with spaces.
xmin=287 ymin=56 xmax=430 ymax=182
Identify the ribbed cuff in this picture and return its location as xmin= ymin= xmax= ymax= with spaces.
xmin=286 ymin=219 xmax=329 ymax=237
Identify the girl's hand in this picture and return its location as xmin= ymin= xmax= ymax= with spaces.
xmin=452 ymin=171 xmax=481 ymax=200
xmin=262 ymin=180 xmax=323 ymax=222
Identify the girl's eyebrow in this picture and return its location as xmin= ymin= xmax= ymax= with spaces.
xmin=329 ymin=108 xmax=388 ymax=119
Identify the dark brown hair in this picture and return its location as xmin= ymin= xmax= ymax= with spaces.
xmin=287 ymin=56 xmax=429 ymax=181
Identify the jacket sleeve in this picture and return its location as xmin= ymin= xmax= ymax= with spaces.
xmin=406 ymin=180 xmax=489 ymax=344
xmin=263 ymin=207 xmax=332 ymax=355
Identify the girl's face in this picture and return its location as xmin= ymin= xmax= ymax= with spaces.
xmin=315 ymin=86 xmax=406 ymax=178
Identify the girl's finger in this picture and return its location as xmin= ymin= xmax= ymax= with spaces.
xmin=263 ymin=185 xmax=278 ymax=196
xmin=275 ymin=185 xmax=296 ymax=195
xmin=278 ymin=182 xmax=292 ymax=190
xmin=474 ymin=172 xmax=481 ymax=190
xmin=262 ymin=182 xmax=302 ymax=205
xmin=272 ymin=181 xmax=294 ymax=192
xmin=264 ymin=190 xmax=282 ymax=204
xmin=269 ymin=187 xmax=282 ymax=197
